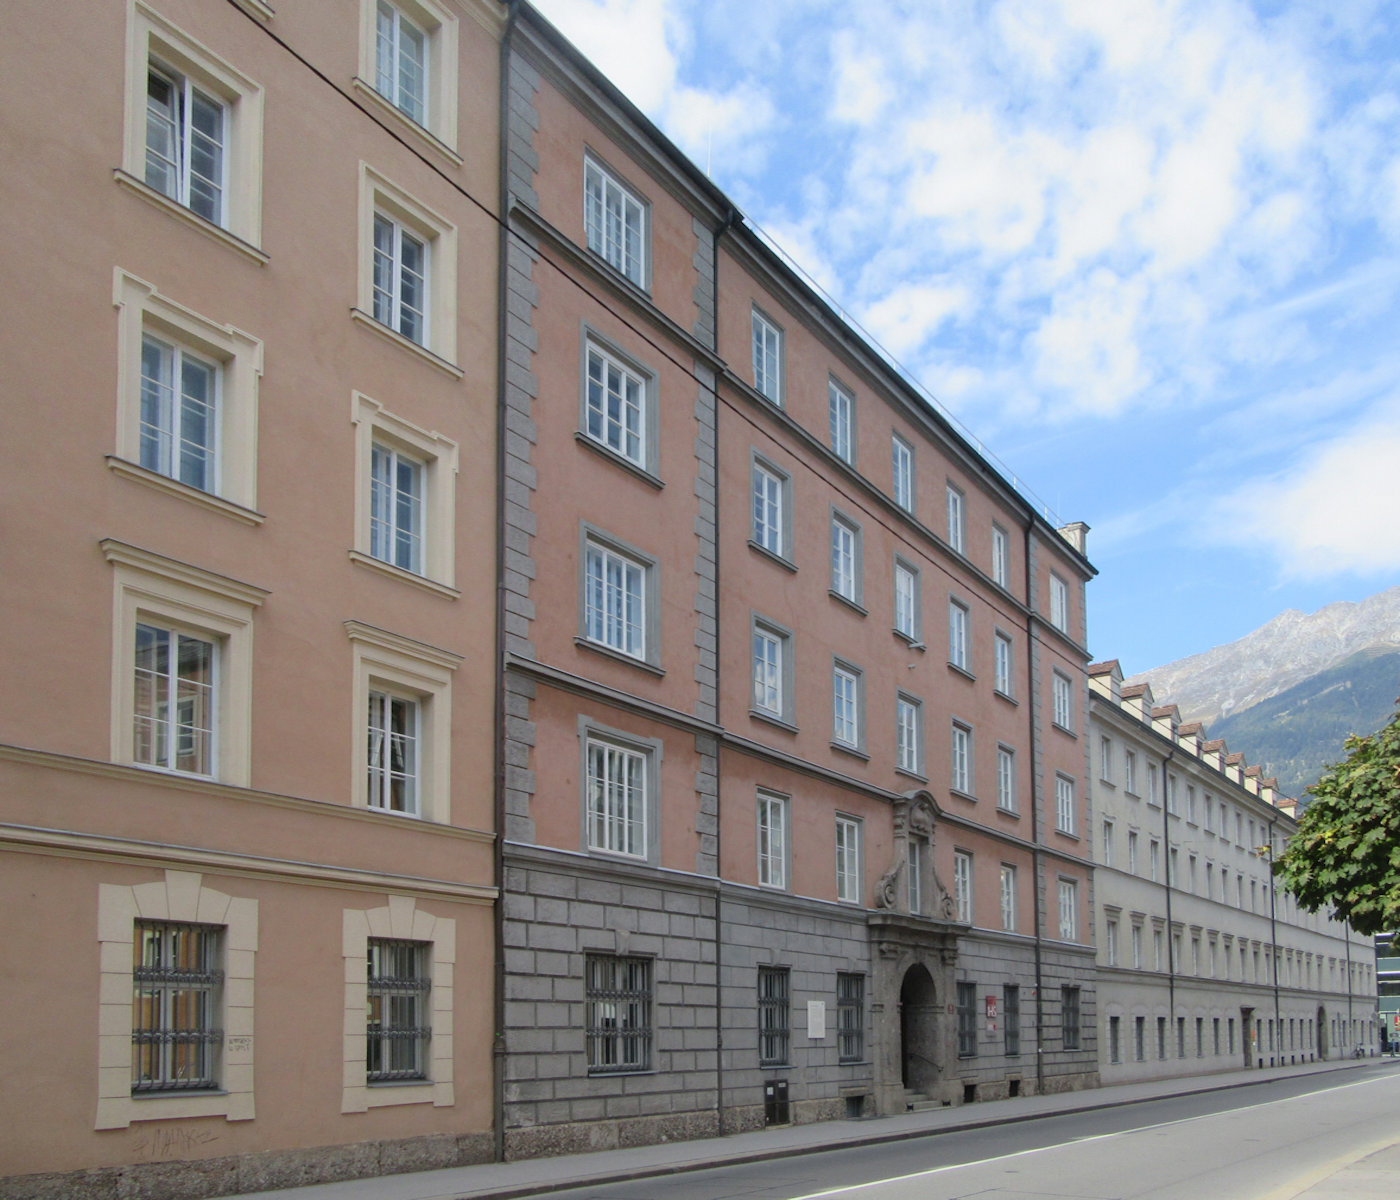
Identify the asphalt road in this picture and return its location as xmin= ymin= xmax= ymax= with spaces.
xmin=538 ymin=1064 xmax=1400 ymax=1200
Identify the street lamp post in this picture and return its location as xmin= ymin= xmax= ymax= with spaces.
xmin=1259 ymin=823 xmax=1282 ymax=1067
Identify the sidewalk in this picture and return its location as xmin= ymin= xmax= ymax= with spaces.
xmin=223 ymin=1058 xmax=1398 ymax=1200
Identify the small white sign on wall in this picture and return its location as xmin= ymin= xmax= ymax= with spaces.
xmin=807 ymin=999 xmax=826 ymax=1039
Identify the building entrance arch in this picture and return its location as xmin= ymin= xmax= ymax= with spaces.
xmin=900 ymin=963 xmax=940 ymax=1095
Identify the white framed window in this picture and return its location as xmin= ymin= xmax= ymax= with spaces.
xmin=996 ymin=745 xmax=1016 ymax=812
xmin=585 ymin=156 xmax=647 ymax=287
xmin=751 ymin=617 xmax=793 ymax=725
xmin=356 ymin=0 xmax=459 ymax=153
xmin=104 ymin=540 xmax=265 ymax=788
xmin=907 ymin=836 xmax=925 ymax=914
xmin=1055 ymin=774 xmax=1076 ymax=835
xmin=366 ymin=689 xmax=420 ymax=815
xmin=1132 ymin=924 xmax=1142 ymax=968
xmin=584 ymin=340 xmax=651 ymax=470
xmin=1106 ymin=917 xmax=1119 ymax=966
xmin=1052 ymin=669 xmax=1074 ymax=731
xmin=120 ymin=2 xmax=265 ymax=250
xmin=1000 ymin=864 xmax=1016 ymax=931
xmin=991 ymin=523 xmax=1010 ymax=588
xmin=1058 ymin=878 xmax=1079 ymax=940
xmin=951 ymin=721 xmax=972 ymax=794
xmin=581 ymin=529 xmax=657 ymax=666
xmin=946 ymin=483 xmax=965 ymax=554
xmin=832 ymin=662 xmax=863 ymax=751
xmin=586 ymin=737 xmax=648 ymax=859
xmin=1100 ymin=736 xmax=1113 ymax=782
xmin=97 ymin=871 xmax=256 ymax=1130
xmin=829 ymin=378 xmax=854 ymax=463
xmin=350 ymin=392 xmax=459 ymax=592
xmin=1102 ymin=819 xmax=1114 ymax=867
xmin=751 ymin=455 xmax=791 ymax=560
xmin=892 ymin=435 xmax=914 ymax=512
xmin=948 ymin=599 xmax=969 ymax=671
xmin=1124 ymin=748 xmax=1138 ymax=794
xmin=757 ymin=790 xmax=789 ymax=889
xmin=342 ymin=897 xmax=454 ymax=1113
xmin=112 ymin=270 xmax=262 ymax=516
xmin=752 ymin=307 xmax=783 ymax=404
xmin=347 ymin=621 xmax=459 ymax=823
xmin=1149 ymin=763 xmax=1161 ymax=805
xmin=357 ymin=165 xmax=458 ymax=368
xmin=896 ymin=694 xmax=923 ymax=776
xmin=1128 ymin=830 xmax=1138 ymax=873
xmin=830 ymin=513 xmax=861 ymax=604
xmin=1049 ymin=572 xmax=1069 ymax=632
xmin=994 ymin=631 xmax=1013 ymax=696
xmin=1150 ymin=838 xmax=1160 ymax=881
xmin=954 ymin=851 xmax=973 ymax=923
xmin=835 ymin=815 xmax=862 ymax=904
xmin=893 ymin=559 xmax=920 ymax=641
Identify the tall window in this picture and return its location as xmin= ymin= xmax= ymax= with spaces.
xmin=896 ymin=696 xmax=922 ymax=775
xmin=948 ymin=600 xmax=969 ymax=670
xmin=829 ymin=379 xmax=854 ymax=463
xmin=892 ymin=435 xmax=914 ymax=512
xmin=758 ymin=967 xmax=790 ymax=1066
xmin=367 ymin=690 xmax=419 ymax=814
xmin=994 ymin=632 xmax=1013 ymax=696
xmin=1058 ymin=878 xmax=1078 ymax=940
xmin=956 ymin=981 xmax=977 ymax=1057
xmin=1062 ymin=986 xmax=1081 ymax=1050
xmin=954 ymin=851 xmax=972 ymax=923
xmin=585 ymin=343 xmax=645 ymax=466
xmin=1052 ymin=670 xmax=1073 ymax=730
xmin=996 ymin=745 xmax=1016 ymax=811
xmin=837 ymin=973 xmax=864 ymax=1062
xmin=751 ymin=623 xmax=784 ymax=718
xmin=133 ymin=624 xmax=216 ymax=777
xmin=1049 ymin=573 xmax=1069 ymax=632
xmin=366 ymin=938 xmax=430 ymax=1081
xmin=831 ymin=516 xmax=858 ymax=602
xmin=1055 ymin=775 xmax=1075 ymax=834
xmin=1102 ymin=819 xmax=1114 ymax=867
xmin=145 ymin=64 xmax=225 ymax=225
xmin=835 ymin=816 xmax=861 ymax=904
xmin=907 ymin=835 xmax=924 ymax=914
xmin=1106 ymin=918 xmax=1119 ymax=965
xmin=946 ymin=484 xmax=965 ymax=553
xmin=756 ymin=791 xmax=788 ymax=889
xmin=752 ymin=309 xmax=782 ymax=403
xmin=1132 ymin=924 xmax=1142 ymax=968
xmin=1004 ymin=984 xmax=1020 ymax=1055
xmin=586 ymin=738 xmax=646 ymax=857
xmin=586 ymin=954 xmax=651 ymax=1073
xmin=1100 ymin=736 xmax=1113 ymax=782
xmin=584 ymin=540 xmax=645 ymax=659
xmin=1000 ymin=864 xmax=1016 ymax=931
xmin=375 ymin=1 xmax=428 ymax=124
xmin=140 ymin=334 xmax=218 ymax=492
xmin=132 ymin=921 xmax=222 ymax=1092
xmin=1124 ymin=749 xmax=1138 ymax=794
xmin=372 ymin=212 xmax=427 ymax=344
xmin=752 ymin=462 xmax=784 ymax=555
xmin=951 ymin=722 xmax=972 ymax=793
xmin=370 ymin=442 xmax=424 ymax=573
xmin=991 ymin=524 xmax=1009 ymax=588
xmin=585 ymin=158 xmax=645 ymax=286
xmin=833 ymin=664 xmax=860 ymax=748
xmin=1128 ymin=830 xmax=1139 ymax=874
xmin=893 ymin=565 xmax=921 ymax=644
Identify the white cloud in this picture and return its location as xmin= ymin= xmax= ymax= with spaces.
xmin=859 ymin=283 xmax=972 ymax=359
xmin=1214 ymin=400 xmax=1400 ymax=578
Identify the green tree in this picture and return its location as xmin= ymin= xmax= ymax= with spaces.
xmin=1273 ymin=706 xmax=1400 ymax=936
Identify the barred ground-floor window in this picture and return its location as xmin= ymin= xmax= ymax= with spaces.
xmin=367 ymin=938 xmax=431 ymax=1082
xmin=132 ymin=920 xmax=223 ymax=1093
xmin=586 ymin=954 xmax=652 ymax=1073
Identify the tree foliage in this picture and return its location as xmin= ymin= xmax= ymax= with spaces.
xmin=1273 ymin=705 xmax=1400 ymax=936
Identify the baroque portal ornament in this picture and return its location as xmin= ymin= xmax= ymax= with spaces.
xmin=875 ymin=791 xmax=956 ymax=918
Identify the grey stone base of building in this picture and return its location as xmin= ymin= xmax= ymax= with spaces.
xmin=2 ymin=1131 xmax=495 ymax=1200
xmin=504 ymin=1108 xmax=720 ymax=1160
xmin=720 ymin=1095 xmax=850 ymax=1136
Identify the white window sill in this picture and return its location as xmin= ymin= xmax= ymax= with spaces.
xmin=350 ymin=309 xmax=464 ymax=379
xmin=351 ymin=77 xmax=462 ymax=166
xmin=107 ymin=456 xmax=264 ymax=525
xmin=113 ymin=170 xmax=268 ymax=265
xmin=349 ymin=550 xmax=460 ymax=598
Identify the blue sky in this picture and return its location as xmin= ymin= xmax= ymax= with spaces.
xmin=531 ymin=0 xmax=1400 ymax=675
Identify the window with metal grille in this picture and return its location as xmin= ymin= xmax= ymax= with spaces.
xmin=758 ymin=966 xmax=790 ymax=1066
xmin=132 ymin=920 xmax=223 ymax=1092
xmin=956 ymin=981 xmax=977 ymax=1057
xmin=585 ymin=954 xmax=651 ymax=1073
xmin=1062 ymin=986 xmax=1081 ymax=1050
xmin=1004 ymin=983 xmax=1020 ymax=1056
xmin=837 ymin=973 xmax=864 ymax=1062
xmin=367 ymin=938 xmax=430 ymax=1082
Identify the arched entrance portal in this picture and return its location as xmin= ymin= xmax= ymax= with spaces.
xmin=900 ymin=964 xmax=940 ymax=1096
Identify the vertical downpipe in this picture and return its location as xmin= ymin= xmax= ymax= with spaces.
xmin=1023 ymin=526 xmax=1045 ymax=1095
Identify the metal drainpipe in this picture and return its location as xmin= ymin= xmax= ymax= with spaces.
xmin=1266 ymin=816 xmax=1282 ymax=1066
xmin=1160 ymin=750 xmax=1176 ymax=1038
xmin=491 ymin=1 xmax=520 ymax=1164
xmin=1023 ymin=526 xmax=1044 ymax=1095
